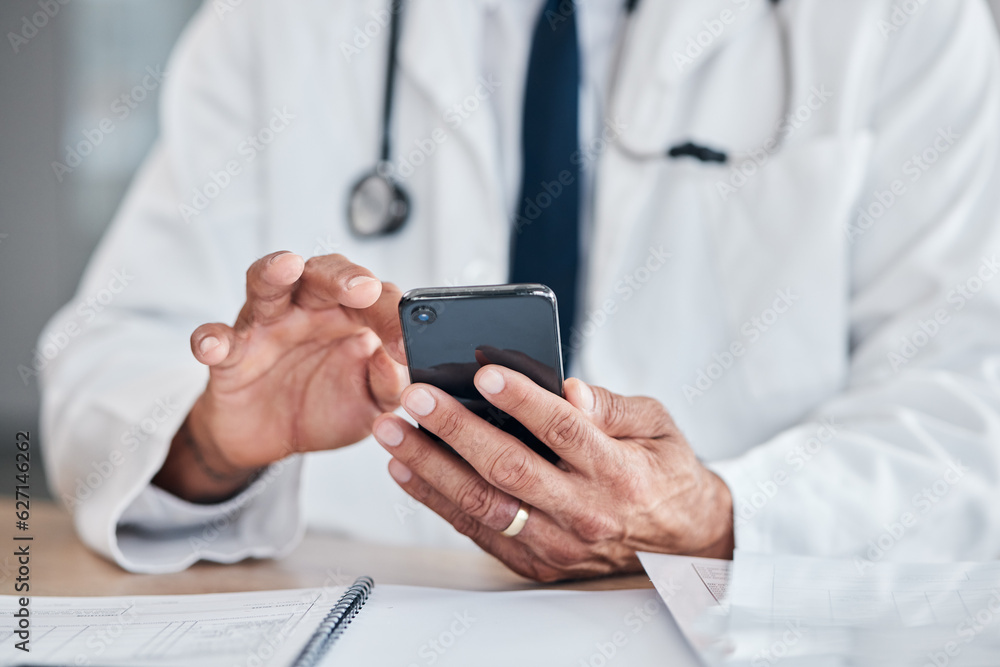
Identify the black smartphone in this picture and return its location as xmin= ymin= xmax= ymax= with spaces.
xmin=398 ymin=284 xmax=564 ymax=463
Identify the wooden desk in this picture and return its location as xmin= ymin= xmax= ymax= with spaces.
xmin=5 ymin=501 xmax=652 ymax=596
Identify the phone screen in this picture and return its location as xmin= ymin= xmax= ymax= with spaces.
xmin=399 ymin=285 xmax=563 ymax=463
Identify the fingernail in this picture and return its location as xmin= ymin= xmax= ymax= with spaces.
xmin=477 ymin=368 xmax=505 ymax=395
xmin=578 ymin=381 xmax=596 ymax=413
xmin=388 ymin=459 xmax=412 ymax=484
xmin=199 ymin=336 xmax=220 ymax=354
xmin=403 ymin=387 xmax=436 ymax=416
xmin=374 ymin=420 xmax=404 ymax=447
xmin=347 ymin=275 xmax=377 ymax=290
xmin=269 ymin=251 xmax=290 ymax=264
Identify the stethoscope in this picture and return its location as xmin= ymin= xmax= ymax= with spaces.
xmin=347 ymin=0 xmax=787 ymax=238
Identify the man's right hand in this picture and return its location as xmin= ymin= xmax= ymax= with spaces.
xmin=153 ymin=251 xmax=409 ymax=503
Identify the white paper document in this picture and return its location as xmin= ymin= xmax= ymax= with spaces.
xmin=0 ymin=583 xmax=700 ymax=666
xmin=325 ymin=585 xmax=701 ymax=666
xmin=0 ymin=586 xmax=338 ymax=666
xmin=725 ymin=552 xmax=1000 ymax=667
xmin=637 ymin=551 xmax=732 ymax=657
xmin=639 ymin=551 xmax=1000 ymax=667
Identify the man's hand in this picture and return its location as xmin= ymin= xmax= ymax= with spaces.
xmin=371 ymin=366 xmax=734 ymax=582
xmin=154 ymin=251 xmax=408 ymax=503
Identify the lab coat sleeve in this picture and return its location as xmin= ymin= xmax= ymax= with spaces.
xmin=710 ymin=0 xmax=1000 ymax=561
xmin=38 ymin=0 xmax=306 ymax=573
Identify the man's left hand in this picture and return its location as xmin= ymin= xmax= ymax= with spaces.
xmin=371 ymin=366 xmax=735 ymax=582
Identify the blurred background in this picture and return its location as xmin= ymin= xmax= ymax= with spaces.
xmin=1 ymin=0 xmax=201 ymax=498
xmin=2 ymin=0 xmax=1000 ymax=499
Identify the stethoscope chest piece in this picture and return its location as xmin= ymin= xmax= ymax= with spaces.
xmin=347 ymin=164 xmax=410 ymax=237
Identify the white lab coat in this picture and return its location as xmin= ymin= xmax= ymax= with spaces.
xmin=39 ymin=0 xmax=1000 ymax=573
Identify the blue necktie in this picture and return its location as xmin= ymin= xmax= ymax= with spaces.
xmin=509 ymin=0 xmax=581 ymax=371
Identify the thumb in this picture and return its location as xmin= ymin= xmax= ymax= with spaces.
xmin=368 ymin=345 xmax=410 ymax=412
xmin=191 ymin=322 xmax=244 ymax=371
xmin=564 ymin=378 xmax=672 ymax=439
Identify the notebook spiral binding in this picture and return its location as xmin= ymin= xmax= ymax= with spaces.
xmin=292 ymin=576 xmax=375 ymax=667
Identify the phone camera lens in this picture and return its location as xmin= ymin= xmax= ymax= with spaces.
xmin=411 ymin=306 xmax=437 ymax=325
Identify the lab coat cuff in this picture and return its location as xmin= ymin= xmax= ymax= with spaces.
xmin=706 ymin=457 xmax=773 ymax=554
xmin=112 ymin=455 xmax=305 ymax=574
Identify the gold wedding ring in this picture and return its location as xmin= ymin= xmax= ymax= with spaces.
xmin=500 ymin=501 xmax=530 ymax=538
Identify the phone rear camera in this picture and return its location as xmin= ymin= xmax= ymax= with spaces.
xmin=411 ymin=306 xmax=437 ymax=324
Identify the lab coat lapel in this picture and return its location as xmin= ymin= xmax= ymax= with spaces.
xmin=398 ymin=0 xmax=480 ymax=114
xmin=396 ymin=0 xmax=508 ymax=285
xmin=609 ymin=0 xmax=771 ymax=164
xmin=611 ymin=0 xmax=772 ymax=131
xmin=588 ymin=0 xmax=772 ymax=305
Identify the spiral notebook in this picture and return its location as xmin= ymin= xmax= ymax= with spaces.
xmin=290 ymin=576 xmax=374 ymax=667
xmin=0 ymin=576 xmax=695 ymax=666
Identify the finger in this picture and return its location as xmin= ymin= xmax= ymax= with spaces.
xmin=191 ymin=322 xmax=240 ymax=369
xmin=347 ymin=280 xmax=406 ymax=364
xmin=397 ymin=383 xmax=571 ymax=511
xmin=475 ymin=345 xmax=559 ymax=391
xmin=564 ymin=378 xmax=673 ymax=440
xmin=385 ymin=460 xmax=562 ymax=582
xmin=367 ymin=346 xmax=409 ymax=412
xmin=294 ymin=253 xmax=383 ymax=311
xmin=236 ymin=251 xmax=305 ymax=330
xmin=294 ymin=255 xmax=405 ymax=363
xmin=373 ymin=415 xmax=521 ymax=532
xmin=472 ymin=366 xmax=609 ymax=473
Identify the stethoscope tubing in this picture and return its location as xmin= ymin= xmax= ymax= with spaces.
xmin=348 ymin=0 xmax=787 ymax=237
xmin=610 ymin=0 xmax=790 ymax=163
